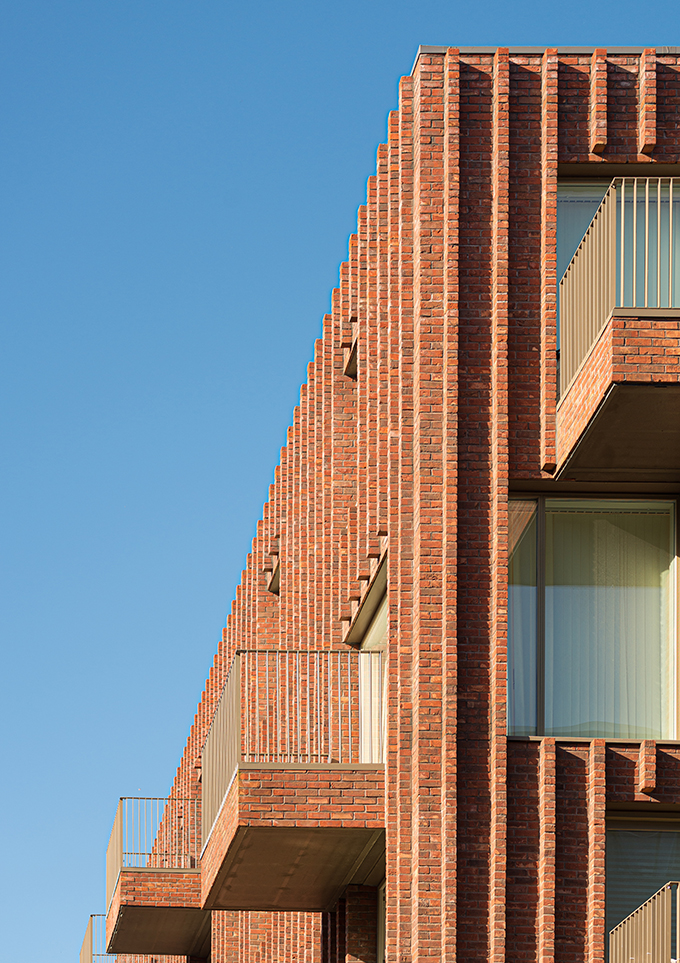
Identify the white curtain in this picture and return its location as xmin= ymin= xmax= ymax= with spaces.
xmin=544 ymin=500 xmax=675 ymax=739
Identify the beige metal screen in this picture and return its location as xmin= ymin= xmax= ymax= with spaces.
xmin=560 ymin=180 xmax=617 ymax=392
xmin=201 ymin=652 xmax=242 ymax=848
xmin=79 ymin=915 xmax=93 ymax=963
xmin=609 ymin=880 xmax=680 ymax=963
xmin=80 ymin=915 xmax=116 ymax=963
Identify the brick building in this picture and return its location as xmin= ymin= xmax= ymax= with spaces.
xmin=81 ymin=45 xmax=680 ymax=963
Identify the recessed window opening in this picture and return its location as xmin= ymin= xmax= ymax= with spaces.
xmin=508 ymin=498 xmax=676 ymax=739
xmin=607 ymin=823 xmax=680 ymax=959
xmin=359 ymin=594 xmax=387 ymax=764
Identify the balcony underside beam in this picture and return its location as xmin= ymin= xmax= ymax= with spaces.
xmin=558 ymin=382 xmax=680 ymax=482
xmin=108 ymin=904 xmax=211 ymax=957
xmin=203 ymin=824 xmax=385 ymax=912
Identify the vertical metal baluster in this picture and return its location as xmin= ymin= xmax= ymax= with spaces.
xmin=336 ymin=651 xmax=342 ymax=763
xmin=307 ymin=651 xmax=312 ymax=763
xmin=318 ymin=651 xmax=322 ymax=763
xmin=255 ymin=653 xmax=260 ymax=762
xmin=286 ymin=652 xmax=291 ymax=762
xmin=645 ymin=177 xmax=650 ymax=307
xmin=669 ymin=178 xmax=674 ymax=306
xmin=658 ymin=178 xmax=662 ymax=307
xmin=620 ymin=178 xmax=626 ymax=305
xmin=349 ymin=651 xmax=353 ymax=762
xmin=633 ymin=178 xmax=638 ymax=306
xmin=266 ymin=653 xmax=271 ymax=761
xmin=296 ymin=651 xmax=301 ymax=764
xmin=275 ymin=651 xmax=280 ymax=762
xmin=326 ymin=652 xmax=331 ymax=763
xmin=316 ymin=652 xmax=321 ymax=764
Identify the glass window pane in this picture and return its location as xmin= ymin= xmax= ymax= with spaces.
xmin=544 ymin=500 xmax=675 ymax=739
xmin=507 ymin=500 xmax=538 ymax=736
xmin=557 ymin=181 xmax=610 ymax=280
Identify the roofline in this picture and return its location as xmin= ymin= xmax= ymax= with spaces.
xmin=411 ymin=45 xmax=680 ymax=74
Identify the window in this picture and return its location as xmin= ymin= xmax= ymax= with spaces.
xmin=359 ymin=595 xmax=387 ymax=764
xmin=508 ymin=498 xmax=676 ymax=739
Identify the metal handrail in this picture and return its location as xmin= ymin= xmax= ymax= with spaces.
xmin=80 ymin=915 xmax=116 ymax=963
xmin=560 ymin=177 xmax=680 ymax=394
xmin=201 ymin=648 xmax=386 ymax=848
xmin=609 ymin=880 xmax=680 ymax=963
xmin=105 ymin=795 xmax=200 ymax=909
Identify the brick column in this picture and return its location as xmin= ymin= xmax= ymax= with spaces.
xmin=540 ymin=48 xmax=558 ymax=473
xmin=489 ymin=46 xmax=510 ymax=963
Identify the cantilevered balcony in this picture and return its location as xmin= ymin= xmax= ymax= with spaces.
xmin=609 ymin=881 xmax=680 ymax=963
xmin=557 ymin=178 xmax=680 ymax=481
xmin=201 ymin=649 xmax=386 ymax=913
xmin=105 ymin=796 xmax=211 ymax=957
xmin=80 ymin=915 xmax=116 ymax=963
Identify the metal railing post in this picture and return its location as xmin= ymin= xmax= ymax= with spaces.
xmin=80 ymin=915 xmax=94 ymax=963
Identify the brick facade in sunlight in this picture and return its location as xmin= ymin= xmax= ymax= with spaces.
xmin=94 ymin=45 xmax=680 ymax=963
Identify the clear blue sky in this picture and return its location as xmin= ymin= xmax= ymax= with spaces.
xmin=0 ymin=2 xmax=677 ymax=959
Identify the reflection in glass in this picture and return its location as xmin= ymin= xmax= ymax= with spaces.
xmin=508 ymin=500 xmax=538 ymax=736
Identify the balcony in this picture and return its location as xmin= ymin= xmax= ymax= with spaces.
xmin=80 ymin=915 xmax=116 ymax=963
xmin=201 ymin=649 xmax=386 ymax=913
xmin=105 ymin=796 xmax=211 ymax=957
xmin=609 ymin=880 xmax=679 ymax=962
xmin=557 ymin=178 xmax=680 ymax=481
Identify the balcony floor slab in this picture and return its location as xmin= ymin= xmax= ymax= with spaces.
xmin=557 ymin=314 xmax=680 ymax=482
xmin=201 ymin=765 xmax=385 ymax=912
xmin=107 ymin=868 xmax=210 ymax=957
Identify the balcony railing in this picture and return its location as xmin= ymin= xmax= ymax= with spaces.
xmin=609 ymin=880 xmax=680 ymax=963
xmin=560 ymin=177 xmax=680 ymax=392
xmin=202 ymin=649 xmax=385 ymax=847
xmin=106 ymin=796 xmax=200 ymax=909
xmin=80 ymin=915 xmax=116 ymax=963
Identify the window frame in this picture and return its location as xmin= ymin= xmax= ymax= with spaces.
xmin=508 ymin=493 xmax=679 ymax=739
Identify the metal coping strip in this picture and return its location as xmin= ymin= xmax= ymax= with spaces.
xmin=411 ymin=45 xmax=680 ymax=74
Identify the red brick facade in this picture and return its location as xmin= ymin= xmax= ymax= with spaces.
xmin=95 ymin=45 xmax=680 ymax=963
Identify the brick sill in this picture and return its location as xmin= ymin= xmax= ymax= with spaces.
xmin=238 ymin=762 xmax=384 ymax=771
xmin=508 ymin=735 xmax=680 ymax=745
